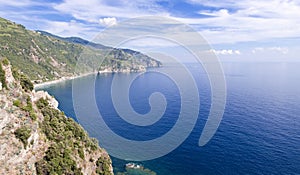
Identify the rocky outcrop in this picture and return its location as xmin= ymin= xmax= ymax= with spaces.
xmin=32 ymin=90 xmax=59 ymax=109
xmin=0 ymin=60 xmax=113 ymax=175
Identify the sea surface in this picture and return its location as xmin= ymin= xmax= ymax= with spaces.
xmin=39 ymin=62 xmax=300 ymax=175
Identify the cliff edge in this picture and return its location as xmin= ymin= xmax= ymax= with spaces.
xmin=0 ymin=59 xmax=113 ymax=175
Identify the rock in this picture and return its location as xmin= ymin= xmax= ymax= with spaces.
xmin=2 ymin=64 xmax=15 ymax=86
xmin=32 ymin=90 xmax=59 ymax=109
xmin=0 ymin=61 xmax=113 ymax=175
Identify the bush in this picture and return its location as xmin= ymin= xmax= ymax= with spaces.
xmin=78 ymin=148 xmax=85 ymax=159
xmin=35 ymin=145 xmax=83 ymax=175
xmin=36 ymin=98 xmax=49 ymax=109
xmin=29 ymin=111 xmax=37 ymax=121
xmin=96 ymin=157 xmax=111 ymax=175
xmin=20 ymin=74 xmax=33 ymax=91
xmin=21 ymin=97 xmax=33 ymax=112
xmin=13 ymin=99 xmax=21 ymax=107
xmin=14 ymin=126 xmax=31 ymax=148
xmin=12 ymin=67 xmax=20 ymax=80
xmin=35 ymin=97 xmax=110 ymax=175
xmin=20 ymin=96 xmax=37 ymax=121
xmin=1 ymin=57 xmax=9 ymax=66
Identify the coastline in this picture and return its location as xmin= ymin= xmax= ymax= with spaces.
xmin=33 ymin=68 xmax=149 ymax=89
xmin=33 ymin=72 xmax=98 ymax=89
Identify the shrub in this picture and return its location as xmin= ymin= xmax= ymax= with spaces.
xmin=12 ymin=67 xmax=20 ymax=80
xmin=20 ymin=96 xmax=37 ymax=121
xmin=13 ymin=99 xmax=21 ymax=107
xmin=14 ymin=126 xmax=31 ymax=148
xmin=35 ymin=97 xmax=110 ymax=175
xmin=78 ymin=148 xmax=85 ymax=159
xmin=96 ymin=157 xmax=111 ymax=175
xmin=1 ymin=57 xmax=9 ymax=66
xmin=29 ymin=111 xmax=37 ymax=121
xmin=36 ymin=98 xmax=49 ymax=109
xmin=35 ymin=145 xmax=83 ymax=175
xmin=21 ymin=96 xmax=33 ymax=112
xmin=20 ymin=74 xmax=33 ymax=91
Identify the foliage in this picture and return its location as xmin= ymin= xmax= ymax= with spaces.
xmin=1 ymin=57 xmax=9 ymax=66
xmin=21 ymin=96 xmax=32 ymax=112
xmin=0 ymin=63 xmax=7 ymax=89
xmin=11 ymin=67 xmax=20 ymax=80
xmin=96 ymin=157 xmax=112 ymax=175
xmin=19 ymin=74 xmax=33 ymax=91
xmin=14 ymin=126 xmax=31 ymax=148
xmin=29 ymin=112 xmax=37 ymax=121
xmin=35 ymin=98 xmax=109 ymax=174
xmin=36 ymin=97 xmax=49 ymax=109
xmin=78 ymin=148 xmax=85 ymax=159
xmin=35 ymin=144 xmax=83 ymax=175
xmin=13 ymin=99 xmax=21 ymax=107
xmin=20 ymin=96 xmax=37 ymax=121
xmin=0 ymin=17 xmax=160 ymax=81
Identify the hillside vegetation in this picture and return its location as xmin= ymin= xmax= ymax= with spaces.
xmin=0 ymin=17 xmax=161 ymax=82
xmin=0 ymin=59 xmax=113 ymax=175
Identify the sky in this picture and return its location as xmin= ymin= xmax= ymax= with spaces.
xmin=0 ymin=0 xmax=300 ymax=61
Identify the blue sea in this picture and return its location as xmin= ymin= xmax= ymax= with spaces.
xmin=39 ymin=62 xmax=300 ymax=175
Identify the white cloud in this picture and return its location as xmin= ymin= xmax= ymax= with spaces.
xmin=41 ymin=20 xmax=99 ymax=40
xmin=99 ymin=17 xmax=117 ymax=27
xmin=53 ymin=0 xmax=169 ymax=23
xmin=211 ymin=49 xmax=241 ymax=55
xmin=176 ymin=0 xmax=300 ymax=44
xmin=252 ymin=47 xmax=289 ymax=54
xmin=269 ymin=47 xmax=289 ymax=54
xmin=252 ymin=47 xmax=264 ymax=54
xmin=200 ymin=9 xmax=230 ymax=17
xmin=1 ymin=0 xmax=300 ymax=48
xmin=0 ymin=0 xmax=45 ymax=7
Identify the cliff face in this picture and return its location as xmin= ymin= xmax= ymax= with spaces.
xmin=0 ymin=60 xmax=113 ymax=175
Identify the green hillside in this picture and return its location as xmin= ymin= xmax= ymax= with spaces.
xmin=0 ymin=17 xmax=161 ymax=83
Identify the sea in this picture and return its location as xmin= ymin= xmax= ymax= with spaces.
xmin=38 ymin=62 xmax=300 ymax=175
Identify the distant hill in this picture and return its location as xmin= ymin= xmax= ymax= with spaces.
xmin=36 ymin=30 xmax=110 ymax=50
xmin=0 ymin=17 xmax=161 ymax=82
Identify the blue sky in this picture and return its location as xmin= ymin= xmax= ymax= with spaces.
xmin=1 ymin=0 xmax=300 ymax=61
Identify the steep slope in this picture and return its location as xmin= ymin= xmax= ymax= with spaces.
xmin=0 ymin=17 xmax=161 ymax=83
xmin=0 ymin=59 xmax=113 ymax=175
xmin=37 ymin=31 xmax=162 ymax=73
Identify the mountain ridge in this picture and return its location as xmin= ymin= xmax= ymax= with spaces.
xmin=35 ymin=30 xmax=110 ymax=50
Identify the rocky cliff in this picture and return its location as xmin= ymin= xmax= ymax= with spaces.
xmin=0 ymin=59 xmax=113 ymax=175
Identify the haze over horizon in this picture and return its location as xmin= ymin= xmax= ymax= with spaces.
xmin=1 ymin=0 xmax=300 ymax=61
